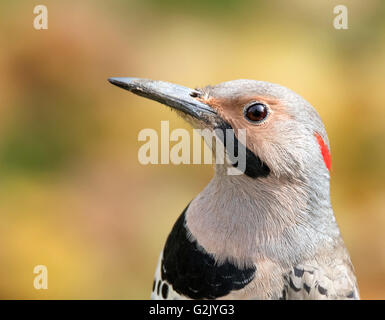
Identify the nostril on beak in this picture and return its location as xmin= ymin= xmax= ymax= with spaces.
xmin=190 ymin=90 xmax=200 ymax=98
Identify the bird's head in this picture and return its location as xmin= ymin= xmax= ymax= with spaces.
xmin=108 ymin=78 xmax=331 ymax=183
xmin=109 ymin=78 xmax=339 ymax=264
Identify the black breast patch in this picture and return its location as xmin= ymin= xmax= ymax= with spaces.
xmin=161 ymin=206 xmax=256 ymax=299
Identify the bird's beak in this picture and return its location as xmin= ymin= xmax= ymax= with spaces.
xmin=108 ymin=77 xmax=217 ymax=123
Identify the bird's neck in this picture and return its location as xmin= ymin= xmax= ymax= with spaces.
xmin=185 ymin=168 xmax=340 ymax=268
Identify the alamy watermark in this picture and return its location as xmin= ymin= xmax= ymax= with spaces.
xmin=138 ymin=121 xmax=247 ymax=176
xmin=33 ymin=265 xmax=48 ymax=290
xmin=33 ymin=5 xmax=48 ymax=30
xmin=333 ymin=5 xmax=348 ymax=29
xmin=32 ymin=4 xmax=348 ymax=31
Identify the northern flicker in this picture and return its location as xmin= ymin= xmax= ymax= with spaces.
xmin=108 ymin=78 xmax=359 ymax=300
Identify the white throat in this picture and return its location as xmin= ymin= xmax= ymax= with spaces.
xmin=185 ymin=166 xmax=340 ymax=268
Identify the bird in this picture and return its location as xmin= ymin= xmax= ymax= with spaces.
xmin=108 ymin=77 xmax=359 ymax=300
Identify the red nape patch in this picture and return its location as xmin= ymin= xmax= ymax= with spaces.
xmin=315 ymin=133 xmax=331 ymax=173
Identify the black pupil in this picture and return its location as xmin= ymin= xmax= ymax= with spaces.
xmin=246 ymin=103 xmax=267 ymax=122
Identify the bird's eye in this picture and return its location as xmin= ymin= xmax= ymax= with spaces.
xmin=244 ymin=103 xmax=269 ymax=123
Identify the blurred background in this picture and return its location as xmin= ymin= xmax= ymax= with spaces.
xmin=0 ymin=0 xmax=384 ymax=299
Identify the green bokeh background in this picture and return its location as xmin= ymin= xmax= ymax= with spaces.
xmin=0 ymin=0 xmax=384 ymax=299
